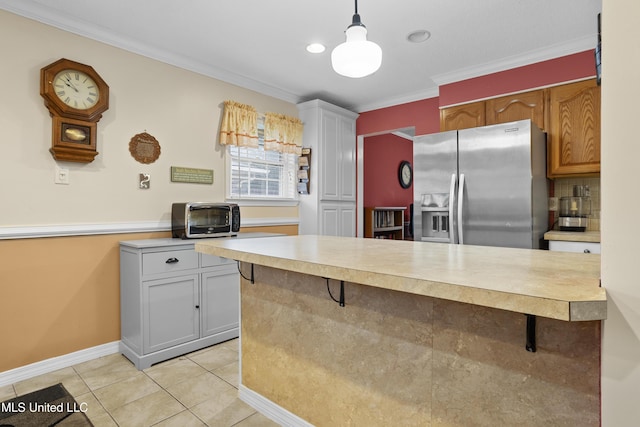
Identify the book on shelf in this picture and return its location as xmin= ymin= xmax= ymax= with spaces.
xmin=375 ymin=210 xmax=396 ymax=228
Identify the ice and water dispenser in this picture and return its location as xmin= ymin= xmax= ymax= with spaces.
xmin=421 ymin=193 xmax=451 ymax=241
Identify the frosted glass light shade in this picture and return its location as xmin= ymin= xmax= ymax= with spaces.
xmin=331 ymin=25 xmax=382 ymax=78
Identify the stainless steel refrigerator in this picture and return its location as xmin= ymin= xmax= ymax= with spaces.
xmin=413 ymin=119 xmax=548 ymax=249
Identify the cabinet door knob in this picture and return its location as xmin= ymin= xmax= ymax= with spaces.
xmin=165 ymin=257 xmax=179 ymax=264
xmin=195 ymin=305 xmax=200 ymax=309
xmin=584 ymin=249 xmax=591 ymax=254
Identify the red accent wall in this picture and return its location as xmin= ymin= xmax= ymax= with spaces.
xmin=356 ymin=97 xmax=440 ymax=137
xmin=357 ymin=50 xmax=597 ymax=138
xmin=363 ymin=134 xmax=413 ymax=222
xmin=357 ymin=50 xmax=597 ymax=219
xmin=439 ymin=51 xmax=596 ymax=107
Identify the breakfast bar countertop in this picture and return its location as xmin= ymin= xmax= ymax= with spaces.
xmin=195 ymin=235 xmax=606 ymax=322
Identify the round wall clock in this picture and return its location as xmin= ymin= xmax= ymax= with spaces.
xmin=398 ymin=160 xmax=412 ymax=188
xmin=41 ymin=58 xmax=109 ymax=122
xmin=51 ymin=68 xmax=100 ymax=111
xmin=40 ymin=58 xmax=110 ymax=163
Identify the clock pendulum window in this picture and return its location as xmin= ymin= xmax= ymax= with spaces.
xmin=40 ymin=58 xmax=110 ymax=163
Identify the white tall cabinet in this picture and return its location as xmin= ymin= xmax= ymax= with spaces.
xmin=297 ymin=99 xmax=359 ymax=236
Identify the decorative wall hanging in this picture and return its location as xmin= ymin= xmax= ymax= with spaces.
xmin=298 ymin=148 xmax=311 ymax=194
xmin=170 ymin=166 xmax=214 ymax=184
xmin=129 ymin=132 xmax=161 ymax=164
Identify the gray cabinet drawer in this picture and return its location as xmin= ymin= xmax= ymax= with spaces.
xmin=201 ymin=253 xmax=235 ymax=268
xmin=142 ymin=250 xmax=198 ymax=275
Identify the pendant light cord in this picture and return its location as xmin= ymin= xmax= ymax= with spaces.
xmin=351 ymin=0 xmax=362 ymax=27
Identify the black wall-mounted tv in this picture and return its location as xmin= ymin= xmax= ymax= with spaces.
xmin=595 ymin=13 xmax=602 ymax=86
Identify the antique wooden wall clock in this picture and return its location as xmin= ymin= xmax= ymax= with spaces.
xmin=40 ymin=58 xmax=109 ymax=162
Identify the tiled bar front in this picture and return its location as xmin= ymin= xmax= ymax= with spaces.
xmin=240 ymin=264 xmax=600 ymax=426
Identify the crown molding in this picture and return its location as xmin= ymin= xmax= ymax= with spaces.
xmin=0 ymin=1 xmax=596 ymax=116
xmin=431 ymin=35 xmax=595 ymax=86
xmin=0 ymin=0 xmax=300 ymax=104
xmin=353 ymin=87 xmax=440 ymax=113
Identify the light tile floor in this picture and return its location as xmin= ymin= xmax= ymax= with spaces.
xmin=0 ymin=339 xmax=280 ymax=427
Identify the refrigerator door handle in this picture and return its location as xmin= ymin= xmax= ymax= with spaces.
xmin=457 ymin=173 xmax=465 ymax=244
xmin=448 ymin=173 xmax=457 ymax=244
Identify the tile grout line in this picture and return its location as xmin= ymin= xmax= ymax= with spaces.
xmin=6 ymin=339 xmax=249 ymax=427
xmin=72 ymin=362 xmax=120 ymax=426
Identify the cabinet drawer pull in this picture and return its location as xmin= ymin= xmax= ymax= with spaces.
xmin=584 ymin=249 xmax=591 ymax=254
xmin=165 ymin=257 xmax=179 ymax=264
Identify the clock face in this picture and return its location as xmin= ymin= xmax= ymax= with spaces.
xmin=53 ymin=69 xmax=100 ymax=110
xmin=399 ymin=161 xmax=412 ymax=188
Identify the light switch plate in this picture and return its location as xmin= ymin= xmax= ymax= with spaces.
xmin=54 ymin=166 xmax=70 ymax=185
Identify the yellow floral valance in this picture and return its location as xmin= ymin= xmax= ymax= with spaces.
xmin=264 ymin=112 xmax=304 ymax=155
xmin=219 ymin=100 xmax=259 ymax=148
xmin=219 ymin=100 xmax=304 ymax=155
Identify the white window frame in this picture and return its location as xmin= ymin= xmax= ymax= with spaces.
xmin=226 ymin=116 xmax=298 ymax=206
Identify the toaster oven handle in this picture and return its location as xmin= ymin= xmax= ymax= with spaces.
xmin=165 ymin=257 xmax=179 ymax=264
xmin=189 ymin=204 xmax=229 ymax=211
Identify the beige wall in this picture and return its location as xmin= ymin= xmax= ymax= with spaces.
xmin=0 ymin=10 xmax=299 ymax=372
xmin=0 ymin=10 xmax=298 ymax=226
xmin=601 ymin=0 xmax=640 ymax=425
xmin=0 ymin=232 xmax=167 ymax=372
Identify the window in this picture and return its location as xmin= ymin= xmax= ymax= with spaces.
xmin=227 ymin=119 xmax=297 ymax=201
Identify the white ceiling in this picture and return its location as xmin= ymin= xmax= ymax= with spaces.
xmin=1 ymin=0 xmax=602 ymax=113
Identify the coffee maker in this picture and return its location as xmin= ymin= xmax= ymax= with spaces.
xmin=559 ymin=185 xmax=591 ymax=231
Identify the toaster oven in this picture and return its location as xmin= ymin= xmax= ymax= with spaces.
xmin=171 ymin=202 xmax=240 ymax=238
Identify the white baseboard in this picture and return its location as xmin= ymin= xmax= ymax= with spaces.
xmin=0 ymin=341 xmax=120 ymax=387
xmin=239 ymin=384 xmax=314 ymax=427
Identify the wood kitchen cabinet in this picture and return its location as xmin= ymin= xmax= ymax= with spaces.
xmin=120 ymin=239 xmax=239 ymax=369
xmin=439 ymin=79 xmax=600 ymax=178
xmin=485 ymin=89 xmax=546 ymax=130
xmin=547 ymin=79 xmax=601 ymax=177
xmin=440 ymin=101 xmax=485 ymax=131
xmin=441 ymin=90 xmax=545 ymax=132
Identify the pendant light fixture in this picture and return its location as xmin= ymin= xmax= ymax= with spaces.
xmin=331 ymin=0 xmax=382 ymax=78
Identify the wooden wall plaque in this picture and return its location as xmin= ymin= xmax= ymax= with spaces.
xmin=129 ymin=132 xmax=161 ymax=164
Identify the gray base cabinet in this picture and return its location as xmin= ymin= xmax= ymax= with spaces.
xmin=120 ymin=238 xmax=239 ymax=369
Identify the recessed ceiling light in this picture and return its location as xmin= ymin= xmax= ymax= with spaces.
xmin=306 ymin=43 xmax=326 ymax=54
xmin=407 ymin=30 xmax=431 ymax=43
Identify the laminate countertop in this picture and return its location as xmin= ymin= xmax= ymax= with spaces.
xmin=195 ymin=235 xmax=606 ymax=322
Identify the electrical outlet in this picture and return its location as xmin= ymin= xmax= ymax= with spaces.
xmin=548 ymin=197 xmax=558 ymax=211
xmin=54 ymin=166 xmax=70 ymax=185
